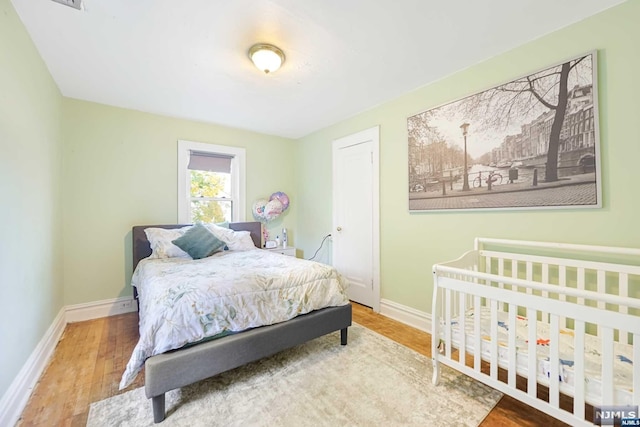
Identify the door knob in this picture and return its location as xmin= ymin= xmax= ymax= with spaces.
xmin=336 ymin=226 xmax=342 ymax=232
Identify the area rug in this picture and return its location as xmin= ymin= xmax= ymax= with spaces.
xmin=87 ymin=324 xmax=502 ymax=427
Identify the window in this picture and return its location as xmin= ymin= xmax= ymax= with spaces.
xmin=178 ymin=140 xmax=246 ymax=223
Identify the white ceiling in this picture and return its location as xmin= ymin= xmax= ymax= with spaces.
xmin=11 ymin=0 xmax=624 ymax=139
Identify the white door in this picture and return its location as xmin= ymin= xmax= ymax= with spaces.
xmin=332 ymin=127 xmax=380 ymax=310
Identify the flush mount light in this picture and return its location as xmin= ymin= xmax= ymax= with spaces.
xmin=248 ymin=43 xmax=285 ymax=74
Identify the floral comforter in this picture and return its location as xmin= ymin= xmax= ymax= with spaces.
xmin=119 ymin=249 xmax=349 ymax=389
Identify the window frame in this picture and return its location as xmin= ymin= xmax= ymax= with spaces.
xmin=177 ymin=139 xmax=246 ymax=223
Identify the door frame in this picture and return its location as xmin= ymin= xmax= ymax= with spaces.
xmin=332 ymin=126 xmax=381 ymax=312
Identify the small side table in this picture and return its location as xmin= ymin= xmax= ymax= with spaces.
xmin=264 ymin=246 xmax=296 ymax=257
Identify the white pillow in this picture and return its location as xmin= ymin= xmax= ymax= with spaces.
xmin=144 ymin=226 xmax=192 ymax=259
xmin=205 ymin=224 xmax=257 ymax=251
xmin=205 ymin=222 xmax=235 ymax=242
xmin=225 ymin=230 xmax=257 ymax=251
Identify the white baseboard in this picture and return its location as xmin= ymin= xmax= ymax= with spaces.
xmin=379 ymin=298 xmax=431 ymax=333
xmin=0 ymin=307 xmax=66 ymax=427
xmin=0 ymin=297 xmax=137 ymax=426
xmin=65 ymin=296 xmax=137 ymax=323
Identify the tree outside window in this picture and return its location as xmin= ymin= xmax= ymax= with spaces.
xmin=189 ymin=170 xmax=230 ymax=223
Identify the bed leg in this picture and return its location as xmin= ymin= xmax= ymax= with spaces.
xmin=340 ymin=327 xmax=348 ymax=345
xmin=152 ymin=394 xmax=166 ymax=423
xmin=432 ymin=358 xmax=440 ymax=385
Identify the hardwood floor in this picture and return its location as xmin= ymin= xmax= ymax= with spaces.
xmin=17 ymin=303 xmax=568 ymax=426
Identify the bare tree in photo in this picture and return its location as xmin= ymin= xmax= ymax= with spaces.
xmin=457 ymin=55 xmax=591 ymax=182
xmin=407 ymin=52 xmax=600 ymax=212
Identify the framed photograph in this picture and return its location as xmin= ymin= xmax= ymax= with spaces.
xmin=408 ymin=51 xmax=601 ymax=212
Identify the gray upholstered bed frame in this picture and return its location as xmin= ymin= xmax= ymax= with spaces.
xmin=131 ymin=222 xmax=352 ymax=423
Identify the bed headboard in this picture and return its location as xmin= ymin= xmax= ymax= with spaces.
xmin=132 ymin=222 xmax=262 ymax=269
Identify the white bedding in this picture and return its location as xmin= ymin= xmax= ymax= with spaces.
xmin=444 ymin=307 xmax=634 ymax=405
xmin=119 ymin=249 xmax=349 ymax=389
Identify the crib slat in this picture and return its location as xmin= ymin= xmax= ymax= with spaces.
xmin=474 ymin=296 xmax=481 ymax=371
xmin=559 ymin=265 xmax=567 ymax=328
xmin=634 ymin=333 xmax=640 ymax=405
xmin=522 ymin=261 xmax=531 ymax=310
xmin=527 ymin=307 xmax=537 ymax=398
xmin=619 ymin=273 xmax=630 ymax=345
xmin=596 ymin=270 xmax=606 ymax=338
xmin=510 ymin=260 xmax=528 ymax=311
xmin=508 ymin=304 xmax=517 ymax=388
xmin=577 ymin=267 xmax=585 ymax=306
xmin=490 ymin=299 xmax=498 ymax=380
xmin=498 ymin=258 xmax=504 ymax=289
xmin=619 ymin=272 xmax=628 ymax=312
xmin=485 ymin=255 xmax=491 ymax=277
xmin=596 ymin=270 xmax=605 ymax=310
xmin=526 ymin=261 xmax=533 ymax=298
xmin=601 ymin=327 xmax=614 ymax=404
xmin=445 ymin=288 xmax=452 ymax=359
xmin=573 ymin=320 xmax=586 ymax=419
xmin=549 ymin=314 xmax=560 ymax=408
xmin=542 ymin=263 xmax=550 ymax=323
xmin=459 ymin=292 xmax=466 ymax=365
xmin=541 ymin=263 xmax=549 ymax=295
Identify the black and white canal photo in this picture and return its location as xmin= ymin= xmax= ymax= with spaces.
xmin=408 ymin=52 xmax=601 ymax=212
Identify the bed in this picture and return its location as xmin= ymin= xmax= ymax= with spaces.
xmin=122 ymin=222 xmax=352 ymax=423
xmin=431 ymin=238 xmax=640 ymax=426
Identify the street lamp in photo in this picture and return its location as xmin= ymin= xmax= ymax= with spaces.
xmin=460 ymin=122 xmax=470 ymax=191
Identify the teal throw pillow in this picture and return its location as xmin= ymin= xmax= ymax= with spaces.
xmin=172 ymin=223 xmax=226 ymax=259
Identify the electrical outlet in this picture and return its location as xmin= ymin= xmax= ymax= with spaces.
xmin=119 ymin=300 xmax=133 ymax=310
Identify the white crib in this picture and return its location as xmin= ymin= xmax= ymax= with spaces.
xmin=431 ymin=238 xmax=640 ymax=426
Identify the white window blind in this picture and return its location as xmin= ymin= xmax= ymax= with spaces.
xmin=188 ymin=151 xmax=233 ymax=173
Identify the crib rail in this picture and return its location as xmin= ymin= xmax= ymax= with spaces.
xmin=435 ymin=265 xmax=640 ymax=311
xmin=431 ymin=238 xmax=640 ymax=426
xmin=474 ymin=237 xmax=640 ymax=257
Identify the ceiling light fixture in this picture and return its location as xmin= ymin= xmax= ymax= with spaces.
xmin=248 ymin=43 xmax=285 ymax=74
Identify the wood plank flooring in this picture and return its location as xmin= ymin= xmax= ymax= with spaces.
xmin=17 ymin=303 xmax=568 ymax=426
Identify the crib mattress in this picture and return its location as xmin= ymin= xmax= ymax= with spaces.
xmin=443 ymin=307 xmax=634 ymax=405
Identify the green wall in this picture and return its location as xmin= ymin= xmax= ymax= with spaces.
xmin=3 ymin=0 xmax=638 ymax=407
xmin=0 ymin=0 xmax=64 ymax=398
xmin=1 ymin=0 xmax=297 ymax=398
xmin=61 ymin=99 xmax=297 ymax=305
xmin=296 ymin=1 xmax=640 ymax=313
